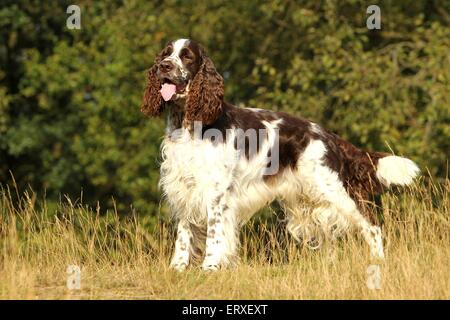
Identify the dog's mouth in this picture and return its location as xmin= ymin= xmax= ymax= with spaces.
xmin=160 ymin=77 xmax=189 ymax=102
xmin=162 ymin=78 xmax=188 ymax=94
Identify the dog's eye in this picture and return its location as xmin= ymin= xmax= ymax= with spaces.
xmin=180 ymin=48 xmax=193 ymax=61
xmin=162 ymin=46 xmax=173 ymax=57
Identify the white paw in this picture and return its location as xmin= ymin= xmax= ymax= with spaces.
xmin=202 ymin=256 xmax=223 ymax=271
xmin=202 ymin=263 xmax=220 ymax=271
xmin=170 ymin=260 xmax=188 ymax=272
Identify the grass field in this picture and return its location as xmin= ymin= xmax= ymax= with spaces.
xmin=0 ymin=177 xmax=449 ymax=300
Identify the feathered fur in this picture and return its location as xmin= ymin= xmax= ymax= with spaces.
xmin=140 ymin=39 xmax=420 ymax=271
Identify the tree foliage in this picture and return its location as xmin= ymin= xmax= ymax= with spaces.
xmin=1 ymin=0 xmax=449 ymax=219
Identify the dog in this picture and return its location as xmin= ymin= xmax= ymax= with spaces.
xmin=141 ymin=39 xmax=420 ymax=271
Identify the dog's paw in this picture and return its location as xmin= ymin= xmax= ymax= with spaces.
xmin=202 ymin=263 xmax=220 ymax=271
xmin=202 ymin=256 xmax=226 ymax=271
xmin=169 ymin=261 xmax=188 ymax=272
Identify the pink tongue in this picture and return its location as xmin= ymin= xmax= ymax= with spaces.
xmin=160 ymin=83 xmax=177 ymax=101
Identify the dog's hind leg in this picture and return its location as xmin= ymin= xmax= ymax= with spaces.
xmin=315 ymin=183 xmax=385 ymax=260
xmin=284 ymin=201 xmax=321 ymax=249
xmin=284 ymin=199 xmax=347 ymax=250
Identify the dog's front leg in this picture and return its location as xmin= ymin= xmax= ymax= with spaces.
xmin=169 ymin=220 xmax=193 ymax=272
xmin=202 ymin=188 xmax=238 ymax=271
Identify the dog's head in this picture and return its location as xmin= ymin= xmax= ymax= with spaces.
xmin=141 ymin=39 xmax=224 ymax=125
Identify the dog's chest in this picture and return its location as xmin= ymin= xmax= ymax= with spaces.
xmin=159 ymin=134 xmax=237 ymax=212
xmin=157 ymin=129 xmax=290 ymax=221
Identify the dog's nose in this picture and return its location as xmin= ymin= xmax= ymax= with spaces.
xmin=159 ymin=60 xmax=174 ymax=73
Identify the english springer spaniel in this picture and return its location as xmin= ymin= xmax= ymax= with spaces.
xmin=141 ymin=39 xmax=420 ymax=271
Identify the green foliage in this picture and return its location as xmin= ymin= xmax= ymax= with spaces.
xmin=1 ymin=0 xmax=449 ymax=220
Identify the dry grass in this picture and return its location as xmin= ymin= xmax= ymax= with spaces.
xmin=0 ymin=178 xmax=449 ymax=300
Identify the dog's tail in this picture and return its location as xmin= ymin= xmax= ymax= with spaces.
xmin=329 ymin=130 xmax=420 ymax=190
xmin=374 ymin=154 xmax=420 ymax=188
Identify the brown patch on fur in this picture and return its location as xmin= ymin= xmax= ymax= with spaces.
xmin=212 ymin=194 xmax=223 ymax=206
xmin=185 ymin=48 xmax=224 ymax=126
xmin=141 ymin=52 xmax=164 ymax=117
xmin=207 ymin=228 xmax=216 ymax=237
xmin=321 ymin=130 xmax=388 ymax=223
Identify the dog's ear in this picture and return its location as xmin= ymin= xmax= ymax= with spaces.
xmin=185 ymin=48 xmax=224 ymax=125
xmin=141 ymin=51 xmax=164 ymax=117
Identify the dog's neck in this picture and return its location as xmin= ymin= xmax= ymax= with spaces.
xmin=165 ymin=101 xmax=186 ymax=137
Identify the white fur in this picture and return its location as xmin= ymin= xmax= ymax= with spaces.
xmin=162 ymin=119 xmax=387 ymax=270
xmin=166 ymin=38 xmax=188 ymax=74
xmin=284 ymin=140 xmax=351 ymax=246
xmin=162 ymin=39 xmax=190 ymax=100
xmin=376 ymin=155 xmax=420 ymax=187
xmin=160 ymin=119 xmax=281 ymax=226
xmin=161 ymin=120 xmax=284 ymax=270
xmin=309 ymin=122 xmax=323 ymax=135
xmin=169 ymin=220 xmax=193 ymax=271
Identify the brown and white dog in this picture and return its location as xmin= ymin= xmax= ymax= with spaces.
xmin=141 ymin=39 xmax=420 ymax=271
